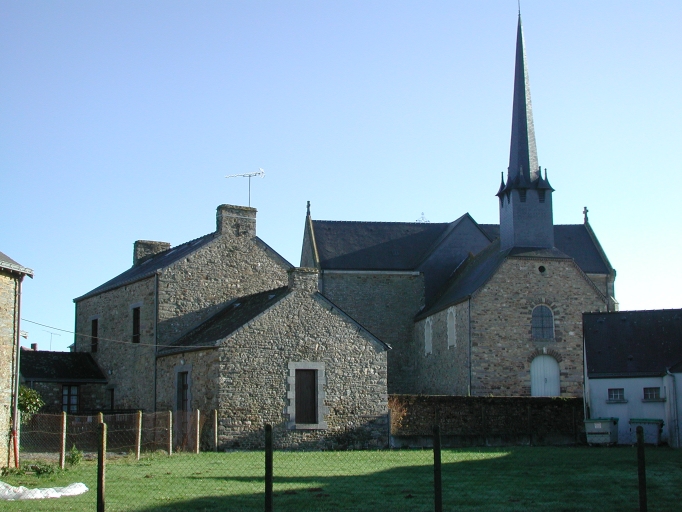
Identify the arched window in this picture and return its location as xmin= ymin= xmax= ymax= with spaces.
xmin=530 ymin=355 xmax=560 ymax=396
xmin=447 ymin=308 xmax=456 ymax=348
xmin=532 ymin=305 xmax=554 ymax=339
xmin=424 ymin=318 xmax=433 ymax=355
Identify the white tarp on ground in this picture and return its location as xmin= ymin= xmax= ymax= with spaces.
xmin=0 ymin=481 xmax=88 ymax=500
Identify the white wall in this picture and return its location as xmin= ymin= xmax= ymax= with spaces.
xmin=588 ymin=376 xmax=676 ymax=445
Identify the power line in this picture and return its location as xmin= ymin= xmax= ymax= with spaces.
xmin=21 ymin=318 xmax=160 ymax=348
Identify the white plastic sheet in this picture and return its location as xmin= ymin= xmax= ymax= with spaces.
xmin=0 ymin=480 xmax=88 ymax=500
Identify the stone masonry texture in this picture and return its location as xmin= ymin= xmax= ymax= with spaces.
xmin=157 ymin=271 xmax=389 ymax=450
xmin=0 ymin=272 xmax=18 ymax=466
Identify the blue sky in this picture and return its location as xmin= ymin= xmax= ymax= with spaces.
xmin=2 ymin=1 xmax=681 ymax=352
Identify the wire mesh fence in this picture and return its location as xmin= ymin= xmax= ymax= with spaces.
xmin=10 ymin=414 xmax=682 ymax=511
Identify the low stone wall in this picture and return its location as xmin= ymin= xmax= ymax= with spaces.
xmin=389 ymin=395 xmax=584 ymax=447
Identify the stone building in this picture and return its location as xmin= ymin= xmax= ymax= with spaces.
xmin=0 ymin=251 xmax=33 ymax=467
xmin=74 ymin=208 xmax=389 ymax=448
xmin=300 ymin=16 xmax=616 ymax=398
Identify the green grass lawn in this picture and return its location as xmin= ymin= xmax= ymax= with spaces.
xmin=2 ymin=446 xmax=681 ymax=511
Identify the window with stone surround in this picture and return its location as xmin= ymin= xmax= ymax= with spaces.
xmin=447 ymin=308 xmax=456 ymax=348
xmin=424 ymin=318 xmax=433 ymax=355
xmin=532 ymin=305 xmax=554 ymax=340
xmin=287 ymin=362 xmax=327 ymax=430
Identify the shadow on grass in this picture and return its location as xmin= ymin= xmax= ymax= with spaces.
xmin=128 ymin=446 xmax=678 ymax=512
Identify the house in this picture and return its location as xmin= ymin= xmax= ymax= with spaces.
xmin=20 ymin=348 xmax=108 ymax=414
xmin=0 ymin=251 xmax=33 ymax=467
xmin=584 ymin=309 xmax=682 ymax=446
xmin=300 ymin=16 xmax=615 ymax=398
xmin=74 ymin=207 xmax=389 ymax=448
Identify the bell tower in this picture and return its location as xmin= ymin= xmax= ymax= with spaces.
xmin=497 ymin=16 xmax=554 ymax=251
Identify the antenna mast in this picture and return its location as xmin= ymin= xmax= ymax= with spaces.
xmin=225 ymin=168 xmax=265 ymax=207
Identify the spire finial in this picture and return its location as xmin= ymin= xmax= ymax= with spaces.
xmin=583 ymin=206 xmax=589 ymax=224
xmin=306 ymin=201 xmax=311 ymax=216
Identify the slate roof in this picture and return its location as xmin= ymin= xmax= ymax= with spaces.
xmin=584 ymin=309 xmax=682 ymax=378
xmin=158 ymin=287 xmax=291 ymax=354
xmin=75 ymin=234 xmax=293 ymax=302
xmin=74 ymin=233 xmax=216 ymax=302
xmin=312 ymin=220 xmax=451 ymax=270
xmin=480 ymin=224 xmax=611 ymax=275
xmin=20 ymin=351 xmax=107 ymax=383
xmin=0 ymin=251 xmax=34 ymax=277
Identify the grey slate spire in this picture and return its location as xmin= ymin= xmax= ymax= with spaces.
xmin=497 ymin=16 xmax=555 ymax=251
xmin=508 ymin=15 xmax=538 ymax=183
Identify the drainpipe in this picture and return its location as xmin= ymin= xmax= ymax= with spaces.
xmin=666 ymin=369 xmax=680 ymax=448
xmin=11 ymin=275 xmax=24 ymax=467
xmin=153 ymin=271 xmax=160 ymax=413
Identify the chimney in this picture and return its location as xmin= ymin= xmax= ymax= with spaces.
xmin=288 ymin=267 xmax=319 ymax=293
xmin=134 ymin=240 xmax=171 ymax=266
xmin=30 ymin=343 xmax=38 ymax=351
xmin=216 ymin=205 xmax=257 ymax=238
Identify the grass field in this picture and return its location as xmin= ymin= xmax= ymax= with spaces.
xmin=2 ymin=446 xmax=681 ymax=511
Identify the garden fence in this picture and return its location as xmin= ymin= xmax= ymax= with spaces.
xmin=12 ymin=414 xmax=679 ymax=511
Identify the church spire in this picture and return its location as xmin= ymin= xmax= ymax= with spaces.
xmin=508 ymin=15 xmax=538 ymax=184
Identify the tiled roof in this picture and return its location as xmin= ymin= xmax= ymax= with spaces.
xmin=584 ymin=309 xmax=682 ymax=378
xmin=0 ymin=251 xmax=34 ymax=277
xmin=158 ymin=287 xmax=290 ymax=354
xmin=20 ymin=351 xmax=107 ymax=383
xmin=75 ymin=233 xmax=216 ymax=301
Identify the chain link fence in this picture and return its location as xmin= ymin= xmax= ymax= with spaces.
xmin=9 ymin=413 xmax=682 ymax=511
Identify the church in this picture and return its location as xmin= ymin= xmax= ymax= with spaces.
xmin=300 ymin=16 xmax=616 ymax=397
xmin=71 ymin=16 xmax=615 ymax=448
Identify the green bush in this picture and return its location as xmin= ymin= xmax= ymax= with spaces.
xmin=65 ymin=444 xmax=83 ymax=466
xmin=29 ymin=462 xmax=57 ymax=476
xmin=18 ymin=385 xmax=45 ymax=424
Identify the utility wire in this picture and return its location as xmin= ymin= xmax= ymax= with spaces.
xmin=21 ymin=318 xmax=162 ymax=348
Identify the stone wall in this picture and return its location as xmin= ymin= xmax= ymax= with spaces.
xmin=469 ymin=256 xmax=607 ymax=396
xmin=320 ymin=272 xmax=423 ymax=394
xmin=156 ymin=273 xmax=390 ymax=450
xmin=156 ymin=235 xmax=289 ymax=346
xmin=75 ymin=278 xmax=156 ymax=411
xmin=389 ymin=394 xmax=584 ymax=446
xmin=413 ymin=301 xmax=470 ymax=395
xmin=0 ymin=272 xmax=18 ymax=466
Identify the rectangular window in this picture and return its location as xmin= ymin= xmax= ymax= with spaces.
xmin=91 ymin=319 xmax=99 ymax=353
xmin=62 ymin=385 xmax=79 ymax=413
xmin=132 ymin=307 xmax=141 ymax=344
xmin=108 ymin=389 xmax=115 ymax=411
xmin=643 ymin=387 xmax=661 ymax=400
xmin=608 ymin=388 xmax=624 ymax=401
xmin=295 ymin=369 xmax=317 ymax=424
xmin=177 ymin=372 xmax=189 ymax=412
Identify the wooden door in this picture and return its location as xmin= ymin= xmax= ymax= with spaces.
xmin=531 ymin=355 xmax=560 ymax=396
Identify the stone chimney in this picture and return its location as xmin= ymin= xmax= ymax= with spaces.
xmin=288 ymin=267 xmax=319 ymax=293
xmin=134 ymin=240 xmax=171 ymax=266
xmin=30 ymin=343 xmax=38 ymax=351
xmin=216 ymin=205 xmax=256 ymax=238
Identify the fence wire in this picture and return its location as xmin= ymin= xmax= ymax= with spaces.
xmin=11 ymin=413 xmax=682 ymax=512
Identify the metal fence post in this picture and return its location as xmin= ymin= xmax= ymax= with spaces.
xmin=637 ymin=425 xmax=647 ymax=512
xmin=136 ymin=410 xmax=142 ymax=460
xmin=265 ymin=424 xmax=273 ymax=512
xmin=98 ymin=421 xmax=107 ymax=512
xmin=433 ymin=424 xmax=442 ymax=512
xmin=59 ymin=411 xmax=67 ymax=470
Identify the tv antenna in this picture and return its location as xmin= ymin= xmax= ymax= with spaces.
xmin=43 ymin=330 xmax=61 ymax=351
xmin=225 ymin=168 xmax=265 ymax=207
